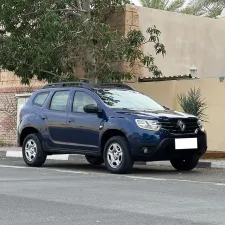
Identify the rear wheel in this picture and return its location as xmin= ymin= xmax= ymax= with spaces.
xmin=104 ymin=136 xmax=133 ymax=174
xmin=22 ymin=134 xmax=47 ymax=167
xmin=170 ymin=156 xmax=199 ymax=171
xmin=85 ymin=155 xmax=104 ymax=166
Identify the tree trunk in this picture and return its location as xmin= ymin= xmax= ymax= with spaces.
xmin=82 ymin=0 xmax=98 ymax=84
xmin=83 ymin=0 xmax=91 ymax=17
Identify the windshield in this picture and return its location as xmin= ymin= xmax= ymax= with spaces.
xmin=95 ymin=89 xmax=165 ymax=111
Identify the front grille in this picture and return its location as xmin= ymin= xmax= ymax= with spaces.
xmin=159 ymin=118 xmax=199 ymax=134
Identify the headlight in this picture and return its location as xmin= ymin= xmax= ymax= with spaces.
xmin=135 ymin=119 xmax=161 ymax=131
xmin=197 ymin=120 xmax=205 ymax=132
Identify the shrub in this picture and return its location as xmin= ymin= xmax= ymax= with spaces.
xmin=177 ymin=87 xmax=207 ymax=122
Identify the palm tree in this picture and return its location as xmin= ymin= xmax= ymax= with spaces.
xmin=140 ymin=0 xmax=225 ymax=18
xmin=187 ymin=0 xmax=225 ymax=18
xmin=140 ymin=0 xmax=186 ymax=12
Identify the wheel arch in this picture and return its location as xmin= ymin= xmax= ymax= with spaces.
xmin=100 ymin=129 xmax=129 ymax=155
xmin=19 ymin=127 xmax=40 ymax=147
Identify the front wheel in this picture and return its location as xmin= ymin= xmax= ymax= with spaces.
xmin=104 ymin=136 xmax=133 ymax=174
xmin=22 ymin=134 xmax=47 ymax=167
xmin=170 ymin=156 xmax=199 ymax=171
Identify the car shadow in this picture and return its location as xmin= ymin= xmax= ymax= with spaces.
xmin=42 ymin=161 xmax=198 ymax=176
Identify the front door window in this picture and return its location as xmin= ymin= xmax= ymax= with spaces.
xmin=73 ymin=91 xmax=97 ymax=113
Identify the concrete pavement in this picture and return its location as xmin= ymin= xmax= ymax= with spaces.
xmin=0 ymin=158 xmax=225 ymax=225
xmin=1 ymin=147 xmax=225 ymax=169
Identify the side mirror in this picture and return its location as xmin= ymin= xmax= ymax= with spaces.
xmin=83 ymin=104 xmax=101 ymax=114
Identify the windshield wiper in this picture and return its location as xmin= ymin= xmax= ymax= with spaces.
xmin=116 ymin=108 xmax=138 ymax=111
xmin=142 ymin=109 xmax=165 ymax=112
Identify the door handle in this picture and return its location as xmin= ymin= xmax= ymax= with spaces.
xmin=68 ymin=118 xmax=75 ymax=123
xmin=41 ymin=115 xmax=48 ymax=120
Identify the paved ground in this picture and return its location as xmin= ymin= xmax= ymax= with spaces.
xmin=2 ymin=147 xmax=225 ymax=169
xmin=0 ymin=158 xmax=225 ymax=225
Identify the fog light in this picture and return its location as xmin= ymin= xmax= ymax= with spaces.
xmin=197 ymin=120 xmax=205 ymax=132
xmin=143 ymin=147 xmax=148 ymax=154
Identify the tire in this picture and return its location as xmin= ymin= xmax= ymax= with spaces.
xmin=22 ymin=133 xmax=47 ymax=167
xmin=103 ymin=136 xmax=133 ymax=174
xmin=85 ymin=155 xmax=104 ymax=166
xmin=170 ymin=156 xmax=199 ymax=171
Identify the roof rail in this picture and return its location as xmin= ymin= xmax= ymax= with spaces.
xmin=43 ymin=82 xmax=135 ymax=91
xmin=94 ymin=83 xmax=135 ymax=90
xmin=43 ymin=82 xmax=93 ymax=89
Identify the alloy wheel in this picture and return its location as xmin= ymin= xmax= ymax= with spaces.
xmin=107 ymin=143 xmax=123 ymax=169
xmin=25 ymin=139 xmax=37 ymax=162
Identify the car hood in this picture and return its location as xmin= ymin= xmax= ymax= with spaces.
xmin=115 ymin=109 xmax=196 ymax=120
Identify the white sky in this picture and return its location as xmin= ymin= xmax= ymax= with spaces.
xmin=131 ymin=0 xmax=142 ymax=6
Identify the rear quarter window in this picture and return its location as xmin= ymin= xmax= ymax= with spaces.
xmin=33 ymin=92 xmax=49 ymax=107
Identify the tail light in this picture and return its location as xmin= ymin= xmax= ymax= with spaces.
xmin=19 ymin=109 xmax=24 ymax=124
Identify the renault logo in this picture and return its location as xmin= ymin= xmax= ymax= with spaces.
xmin=177 ymin=120 xmax=186 ymax=131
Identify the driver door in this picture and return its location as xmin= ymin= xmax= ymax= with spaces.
xmin=66 ymin=91 xmax=103 ymax=152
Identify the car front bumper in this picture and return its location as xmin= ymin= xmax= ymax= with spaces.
xmin=129 ymin=129 xmax=207 ymax=161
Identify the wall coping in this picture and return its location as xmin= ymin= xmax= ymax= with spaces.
xmin=15 ymin=93 xmax=32 ymax=98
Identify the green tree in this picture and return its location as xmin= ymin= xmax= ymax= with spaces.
xmin=0 ymin=0 xmax=166 ymax=84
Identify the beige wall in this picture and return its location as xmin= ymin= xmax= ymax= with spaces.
xmin=138 ymin=7 xmax=225 ymax=79
xmin=130 ymin=78 xmax=225 ymax=152
xmin=131 ymin=81 xmax=177 ymax=109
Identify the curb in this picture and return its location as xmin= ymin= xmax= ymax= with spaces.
xmin=0 ymin=151 xmax=86 ymax=162
xmin=1 ymin=151 xmax=225 ymax=169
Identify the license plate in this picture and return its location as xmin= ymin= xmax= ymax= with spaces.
xmin=175 ymin=138 xmax=198 ymax=150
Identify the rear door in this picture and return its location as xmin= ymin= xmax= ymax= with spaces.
xmin=42 ymin=90 xmax=71 ymax=149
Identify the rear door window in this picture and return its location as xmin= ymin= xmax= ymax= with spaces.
xmin=50 ymin=91 xmax=70 ymax=111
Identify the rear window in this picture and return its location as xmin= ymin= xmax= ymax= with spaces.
xmin=50 ymin=91 xmax=70 ymax=111
xmin=33 ymin=92 xmax=49 ymax=107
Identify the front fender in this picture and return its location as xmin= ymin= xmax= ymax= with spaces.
xmin=99 ymin=117 xmax=163 ymax=157
xmin=100 ymin=117 xmax=135 ymax=138
xmin=99 ymin=117 xmax=137 ymax=153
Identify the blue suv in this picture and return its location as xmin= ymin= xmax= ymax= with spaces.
xmin=18 ymin=82 xmax=207 ymax=174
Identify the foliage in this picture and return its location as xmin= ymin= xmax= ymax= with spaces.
xmin=0 ymin=0 xmax=166 ymax=84
xmin=184 ymin=0 xmax=225 ymax=18
xmin=140 ymin=0 xmax=188 ymax=12
xmin=140 ymin=0 xmax=224 ymax=18
xmin=177 ymin=87 xmax=208 ymax=121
